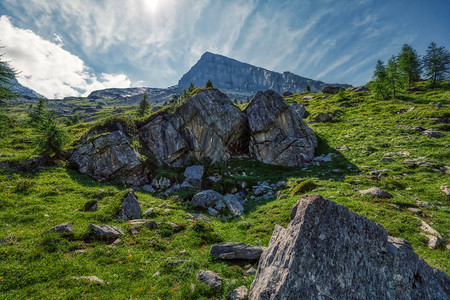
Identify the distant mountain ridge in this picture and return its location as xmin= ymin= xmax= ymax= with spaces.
xmin=10 ymin=77 xmax=45 ymax=99
xmin=178 ymin=52 xmax=351 ymax=94
xmin=86 ymin=52 xmax=352 ymax=103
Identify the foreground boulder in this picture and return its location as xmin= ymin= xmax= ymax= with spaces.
xmin=138 ymin=89 xmax=249 ymax=167
xmin=70 ymin=126 xmax=149 ymax=185
xmin=250 ymin=194 xmax=450 ymax=299
xmin=210 ymin=242 xmax=265 ymax=260
xmin=246 ymin=90 xmax=317 ymax=166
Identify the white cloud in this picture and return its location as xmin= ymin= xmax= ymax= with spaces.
xmin=0 ymin=15 xmax=131 ymax=98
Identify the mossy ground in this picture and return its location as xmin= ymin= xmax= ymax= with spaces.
xmin=0 ymin=82 xmax=449 ymax=299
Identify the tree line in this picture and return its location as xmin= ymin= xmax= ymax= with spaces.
xmin=372 ymin=42 xmax=450 ymax=99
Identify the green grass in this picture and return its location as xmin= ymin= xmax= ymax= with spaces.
xmin=0 ymin=82 xmax=449 ymax=299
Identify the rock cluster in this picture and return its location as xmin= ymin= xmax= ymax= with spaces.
xmin=192 ymin=190 xmax=244 ymax=217
xmin=71 ymin=89 xmax=317 ymax=183
xmin=250 ymin=194 xmax=450 ymax=299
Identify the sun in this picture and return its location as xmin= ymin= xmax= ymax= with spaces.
xmin=144 ymin=0 xmax=160 ymax=14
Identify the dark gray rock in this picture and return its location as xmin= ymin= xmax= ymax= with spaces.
xmin=223 ymin=194 xmax=244 ymax=216
xmin=47 ymin=223 xmax=74 ymax=234
xmin=139 ymin=89 xmax=249 ymax=167
xmin=192 ymin=190 xmax=244 ymax=217
xmin=246 ymin=90 xmax=317 ymax=167
xmin=351 ymin=86 xmax=369 ymax=93
xmin=322 ymin=86 xmax=343 ymax=94
xmin=196 ymin=270 xmax=222 ymax=289
xmin=70 ymin=129 xmax=149 ymax=186
xmin=250 ymin=194 xmax=450 ymax=299
xmin=183 ymin=165 xmax=204 ymax=188
xmin=423 ymin=129 xmax=443 ymax=137
xmin=84 ymin=200 xmax=98 ymax=211
xmin=359 ymin=187 xmax=393 ymax=198
xmin=210 ymin=242 xmax=265 ymax=260
xmin=312 ymin=112 xmax=333 ymax=122
xmin=142 ymin=184 xmax=156 ymax=193
xmin=290 ymin=102 xmax=306 ymax=118
xmin=117 ymin=190 xmax=141 ymax=221
xmin=88 ymin=224 xmax=124 ymax=239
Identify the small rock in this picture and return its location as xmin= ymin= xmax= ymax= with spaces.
xmin=71 ymin=276 xmax=104 ymax=284
xmin=183 ymin=165 xmax=204 ymax=188
xmin=47 ymin=223 xmax=74 ymax=234
xmin=380 ymin=156 xmax=395 ymax=162
xmin=127 ymin=219 xmax=151 ymax=226
xmin=312 ymin=113 xmax=333 ymax=122
xmin=276 ymin=181 xmax=286 ymax=188
xmin=210 ymin=242 xmax=265 ymax=260
xmin=359 ymin=187 xmax=393 ymax=199
xmin=130 ymin=227 xmax=139 ymax=235
xmin=407 ymin=207 xmax=423 ymax=216
xmin=246 ymin=267 xmax=256 ymax=275
xmin=196 ymin=270 xmax=222 ymax=289
xmin=84 ymin=200 xmax=98 ymax=211
xmin=440 ymin=185 xmax=450 ymax=196
xmin=142 ymin=185 xmax=156 ymax=193
xmin=422 ymin=129 xmax=443 ymax=138
xmin=425 ymin=235 xmax=440 ymax=249
xmin=143 ymin=208 xmax=155 ymax=216
xmin=153 ymin=271 xmax=160 ymax=277
xmin=88 ymin=224 xmax=124 ymax=240
xmin=302 ymin=96 xmax=313 ymax=100
xmin=229 ymin=286 xmax=248 ymax=300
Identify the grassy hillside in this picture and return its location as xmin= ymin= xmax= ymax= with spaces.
xmin=0 ymin=82 xmax=449 ymax=299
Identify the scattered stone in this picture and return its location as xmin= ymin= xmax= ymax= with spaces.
xmin=210 ymin=242 xmax=265 ymax=260
xmin=419 ymin=219 xmax=445 ymax=245
xmin=424 ymin=235 xmax=440 ymax=249
xmin=351 ymin=86 xmax=369 ymax=93
xmin=312 ymin=112 xmax=333 ymax=122
xmin=207 ymin=175 xmax=222 ymax=183
xmin=429 ymin=102 xmax=442 ymax=107
xmin=167 ymin=222 xmax=184 ymax=232
xmin=276 ymin=181 xmax=286 ymax=188
xmin=0 ymin=236 xmax=15 ymax=244
xmin=153 ymin=271 xmax=160 ymax=277
xmin=380 ymin=156 xmax=395 ymax=162
xmin=229 ymin=286 xmax=248 ymax=300
xmin=322 ymin=86 xmax=343 ymax=94
xmin=223 ymin=194 xmax=244 ymax=216
xmin=398 ymin=125 xmax=424 ymax=132
xmin=47 ymin=223 xmax=74 ymax=234
xmin=183 ymin=165 xmax=204 ymax=188
xmin=84 ymin=200 xmax=98 ymax=212
xmin=314 ymin=153 xmax=334 ymax=162
xmin=415 ymin=200 xmax=433 ymax=208
xmin=359 ymin=187 xmax=393 ymax=198
xmin=117 ymin=190 xmax=141 ymax=221
xmin=162 ymin=184 xmax=181 ymax=197
xmin=246 ymin=267 xmax=256 ymax=275
xmin=88 ymin=224 xmax=124 ymax=240
xmin=422 ymin=129 xmax=443 ymax=137
xmin=249 ymin=194 xmax=450 ymax=299
xmin=407 ymin=207 xmax=423 ymax=216
xmin=143 ymin=208 xmax=155 ymax=216
xmin=440 ymin=185 xmax=450 ymax=196
xmin=196 ymin=270 xmax=222 ymax=289
xmin=337 ymin=145 xmax=350 ymax=151
xmin=142 ymin=185 xmax=156 ymax=193
xmin=129 ymin=227 xmax=139 ymax=235
xmin=302 ymin=95 xmax=313 ymax=100
xmin=151 ymin=177 xmax=171 ymax=190
xmin=127 ymin=219 xmax=151 ymax=226
xmin=246 ymin=90 xmax=317 ymax=166
xmin=72 ymin=276 xmax=105 ymax=284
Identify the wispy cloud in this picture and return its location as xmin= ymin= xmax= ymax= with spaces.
xmin=0 ymin=16 xmax=130 ymax=98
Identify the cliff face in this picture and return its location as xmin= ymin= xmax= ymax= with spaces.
xmin=178 ymin=52 xmax=351 ymax=93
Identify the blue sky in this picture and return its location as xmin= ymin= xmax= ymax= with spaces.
xmin=0 ymin=0 xmax=449 ymax=98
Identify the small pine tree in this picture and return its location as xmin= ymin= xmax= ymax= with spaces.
xmin=385 ymin=55 xmax=404 ymax=99
xmin=398 ymin=44 xmax=421 ymax=87
xmin=182 ymin=89 xmax=189 ymax=101
xmin=28 ymin=97 xmax=48 ymax=125
xmin=246 ymin=96 xmax=250 ymax=103
xmin=137 ymin=92 xmax=150 ymax=117
xmin=34 ymin=113 xmax=69 ymax=158
xmin=306 ymin=85 xmax=311 ymax=92
xmin=205 ymin=80 xmax=213 ymax=89
xmin=0 ymin=49 xmax=17 ymax=103
xmin=188 ymin=83 xmax=195 ymax=94
xmin=423 ymin=42 xmax=450 ymax=88
xmin=337 ymin=88 xmax=345 ymax=100
xmin=372 ymin=60 xmax=388 ymax=99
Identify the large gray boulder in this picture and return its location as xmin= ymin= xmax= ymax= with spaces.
xmin=196 ymin=270 xmax=222 ymax=289
xmin=210 ymin=242 xmax=265 ymax=260
xmin=183 ymin=165 xmax=204 ymax=188
xmin=245 ymin=90 xmax=317 ymax=166
xmin=250 ymin=194 xmax=450 ymax=299
xmin=139 ymin=89 xmax=249 ymax=167
xmin=117 ymin=190 xmax=141 ymax=221
xmin=70 ymin=128 xmax=148 ymax=186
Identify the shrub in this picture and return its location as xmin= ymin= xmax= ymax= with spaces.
xmin=291 ymin=179 xmax=317 ymax=196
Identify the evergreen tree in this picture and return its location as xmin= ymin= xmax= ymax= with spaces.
xmin=385 ymin=56 xmax=404 ymax=99
xmin=246 ymin=96 xmax=250 ymax=103
xmin=372 ymin=60 xmax=388 ymax=99
xmin=34 ymin=112 xmax=69 ymax=158
xmin=423 ymin=42 xmax=450 ymax=88
xmin=0 ymin=50 xmax=17 ymax=104
xmin=306 ymin=85 xmax=311 ymax=92
xmin=137 ymin=92 xmax=150 ymax=117
xmin=182 ymin=89 xmax=189 ymax=101
xmin=28 ymin=97 xmax=47 ymax=125
xmin=188 ymin=83 xmax=195 ymax=94
xmin=398 ymin=44 xmax=421 ymax=87
xmin=205 ymin=80 xmax=213 ymax=89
